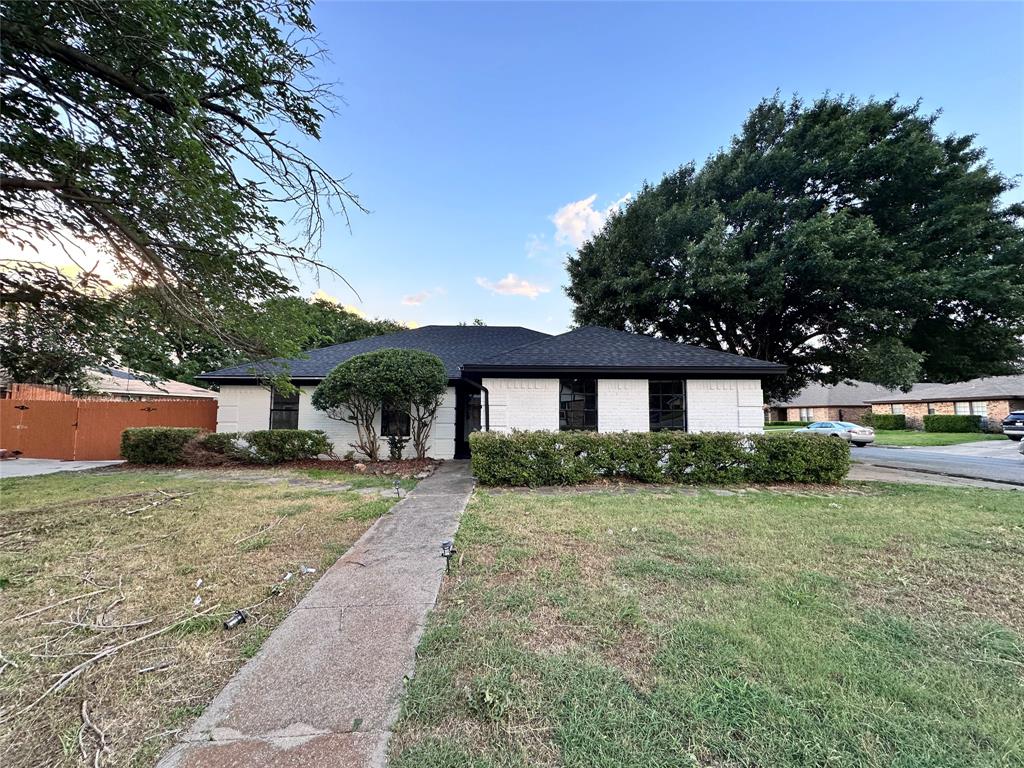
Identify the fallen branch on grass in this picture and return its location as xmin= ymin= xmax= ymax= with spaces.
xmin=6 ymin=605 xmax=220 ymax=721
xmin=79 ymin=700 xmax=109 ymax=766
xmin=233 ymin=516 xmax=284 ymax=545
xmin=124 ymin=491 xmax=195 ymax=516
xmin=56 ymin=616 xmax=156 ymax=632
xmin=14 ymin=588 xmax=110 ymax=621
xmin=136 ymin=661 xmax=175 ymax=675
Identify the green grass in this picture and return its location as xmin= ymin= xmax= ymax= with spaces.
xmin=0 ymin=468 xmax=394 ymax=767
xmin=390 ymin=484 xmax=1024 ymax=768
xmin=301 ymin=468 xmax=418 ymax=490
xmin=872 ymin=430 xmax=1008 ymax=446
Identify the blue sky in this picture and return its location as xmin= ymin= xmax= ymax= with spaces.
xmin=303 ymin=1 xmax=1024 ymax=333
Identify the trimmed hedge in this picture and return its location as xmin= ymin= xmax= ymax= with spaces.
xmin=201 ymin=429 xmax=332 ymax=464
xmin=765 ymin=420 xmax=812 ymax=427
xmin=923 ymin=414 xmax=982 ymax=433
xmin=469 ymin=430 xmax=850 ymax=487
xmin=862 ymin=413 xmax=906 ymax=430
xmin=121 ymin=427 xmax=203 ymax=465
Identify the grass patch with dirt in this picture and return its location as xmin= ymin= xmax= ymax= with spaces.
xmin=0 ymin=468 xmax=395 ymax=767
xmin=390 ymin=483 xmax=1024 ymax=768
xmin=871 ymin=430 xmax=1009 ymax=447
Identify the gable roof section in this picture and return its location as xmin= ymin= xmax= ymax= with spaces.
xmin=89 ymin=367 xmax=217 ymax=399
xmin=463 ymin=326 xmax=787 ymax=374
xmin=864 ymin=374 xmax=1024 ymax=403
xmin=772 ymin=380 xmax=898 ymax=408
xmin=197 ymin=325 xmax=551 ymax=381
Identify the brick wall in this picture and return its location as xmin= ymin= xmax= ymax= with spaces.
xmin=785 ymin=405 xmax=870 ymax=422
xmin=687 ymin=379 xmax=764 ymax=433
xmin=215 ymin=385 xmax=271 ymax=432
xmin=484 ymin=378 xmax=560 ymax=433
xmin=597 ymin=379 xmax=648 ymax=432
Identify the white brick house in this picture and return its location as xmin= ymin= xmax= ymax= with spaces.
xmin=198 ymin=325 xmax=786 ymax=460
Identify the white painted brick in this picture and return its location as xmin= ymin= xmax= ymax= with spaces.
xmin=215 ymin=386 xmax=270 ymax=433
xmin=686 ymin=379 xmax=764 ymax=433
xmin=597 ymin=379 xmax=648 ymax=432
xmin=483 ymin=378 xmax=559 ymax=432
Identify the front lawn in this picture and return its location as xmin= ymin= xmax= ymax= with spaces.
xmin=0 ymin=468 xmax=398 ymax=767
xmin=872 ymin=430 xmax=1008 ymax=447
xmin=390 ymin=484 xmax=1024 ymax=767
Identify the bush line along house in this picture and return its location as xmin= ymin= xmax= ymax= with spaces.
xmin=197 ymin=325 xmax=787 ymax=460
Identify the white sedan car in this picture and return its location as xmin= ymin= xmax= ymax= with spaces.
xmin=794 ymin=421 xmax=876 ymax=447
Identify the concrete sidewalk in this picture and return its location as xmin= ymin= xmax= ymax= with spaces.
xmin=0 ymin=458 xmax=123 ymax=478
xmin=158 ymin=461 xmax=475 ymax=768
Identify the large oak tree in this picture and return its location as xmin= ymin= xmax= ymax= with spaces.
xmin=1 ymin=0 xmax=359 ymax=377
xmin=567 ymin=96 xmax=1024 ymax=399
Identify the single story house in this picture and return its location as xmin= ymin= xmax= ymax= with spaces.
xmin=197 ymin=325 xmax=786 ymax=459
xmin=768 ymin=380 xmax=896 ymax=423
xmin=865 ymin=374 xmax=1024 ymax=432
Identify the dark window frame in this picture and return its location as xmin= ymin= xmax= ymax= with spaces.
xmin=559 ymin=378 xmax=598 ymax=431
xmin=269 ymin=387 xmax=300 ymax=430
xmin=649 ymin=379 xmax=687 ymax=432
xmin=381 ymin=402 xmax=411 ymax=438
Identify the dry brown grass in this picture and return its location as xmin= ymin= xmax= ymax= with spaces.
xmin=0 ymin=468 xmax=396 ymax=768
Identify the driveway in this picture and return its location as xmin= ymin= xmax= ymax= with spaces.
xmin=0 ymin=458 xmax=124 ymax=478
xmin=854 ymin=439 xmax=1022 ymax=486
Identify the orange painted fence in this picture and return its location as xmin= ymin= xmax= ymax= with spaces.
xmin=0 ymin=398 xmax=218 ymax=460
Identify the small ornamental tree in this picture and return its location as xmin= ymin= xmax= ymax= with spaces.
xmin=311 ymin=348 xmax=446 ymax=460
xmin=403 ymin=351 xmax=448 ymax=459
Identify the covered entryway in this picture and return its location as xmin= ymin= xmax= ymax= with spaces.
xmin=453 ymin=381 xmax=483 ymax=459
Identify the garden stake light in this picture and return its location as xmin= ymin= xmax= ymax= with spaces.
xmin=394 ymin=478 xmax=402 ymax=498
xmin=440 ymin=539 xmax=456 ymax=574
xmin=223 ymin=610 xmax=247 ymax=630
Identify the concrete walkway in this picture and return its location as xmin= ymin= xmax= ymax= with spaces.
xmin=0 ymin=458 xmax=123 ymax=478
xmin=158 ymin=461 xmax=475 ymax=768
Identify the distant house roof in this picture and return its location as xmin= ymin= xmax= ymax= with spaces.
xmin=197 ymin=325 xmax=786 ymax=382
xmin=772 ymin=380 xmax=898 ymax=408
xmin=197 ymin=326 xmax=552 ymax=381
xmin=88 ymin=367 xmax=217 ymax=399
xmin=463 ymin=326 xmax=787 ymax=375
xmin=864 ymin=374 xmax=1024 ymax=404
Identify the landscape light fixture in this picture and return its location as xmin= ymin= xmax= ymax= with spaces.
xmin=440 ymin=539 xmax=457 ymax=574
xmin=393 ymin=478 xmax=402 ymax=498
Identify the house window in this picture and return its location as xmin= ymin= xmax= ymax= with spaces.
xmin=927 ymin=403 xmax=937 ymax=415
xmin=954 ymin=401 xmax=970 ymax=415
xmin=798 ymin=407 xmax=813 ymax=421
xmin=381 ymin=403 xmax=411 ymax=437
xmin=649 ymin=379 xmax=687 ymax=431
xmin=559 ymin=378 xmax=597 ymax=431
xmin=269 ymin=388 xmax=299 ymax=430
xmin=891 ymin=404 xmax=904 ymax=415
xmin=970 ymin=401 xmax=988 ymax=416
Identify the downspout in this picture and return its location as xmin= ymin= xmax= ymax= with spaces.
xmin=460 ymin=377 xmax=490 ymax=432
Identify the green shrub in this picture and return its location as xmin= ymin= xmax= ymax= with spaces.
xmin=121 ymin=427 xmax=203 ymax=465
xmin=862 ymin=413 xmax=906 ymax=430
xmin=469 ymin=431 xmax=849 ymax=487
xmin=235 ymin=429 xmax=333 ymax=464
xmin=922 ymin=414 xmax=982 ymax=433
xmin=198 ymin=431 xmax=241 ymax=454
xmin=765 ymin=420 xmax=812 ymax=427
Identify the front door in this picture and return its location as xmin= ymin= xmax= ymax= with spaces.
xmin=454 ymin=383 xmax=482 ymax=459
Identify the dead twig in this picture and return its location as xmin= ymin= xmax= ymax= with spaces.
xmin=6 ymin=605 xmax=220 ymax=721
xmin=124 ymin=491 xmax=194 ymax=516
xmin=136 ymin=661 xmax=175 ymax=675
xmin=54 ymin=616 xmax=156 ymax=632
xmin=233 ymin=516 xmax=284 ymax=545
xmin=80 ymin=700 xmax=109 ymax=765
xmin=14 ymin=588 xmax=109 ymax=621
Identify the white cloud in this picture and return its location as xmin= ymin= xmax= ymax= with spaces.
xmin=475 ymin=273 xmax=550 ymax=299
xmin=550 ymin=193 xmax=630 ymax=249
xmin=402 ymin=290 xmax=432 ymax=306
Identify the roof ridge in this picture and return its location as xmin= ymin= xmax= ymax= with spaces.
xmin=468 ymin=326 xmax=579 ymax=365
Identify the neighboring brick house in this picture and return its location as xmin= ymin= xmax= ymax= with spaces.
xmin=865 ymin=374 xmax=1024 ymax=432
xmin=199 ymin=325 xmax=787 ymax=459
xmin=768 ymin=381 xmax=896 ymax=423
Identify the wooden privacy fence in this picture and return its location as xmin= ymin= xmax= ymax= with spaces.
xmin=0 ymin=398 xmax=218 ymax=460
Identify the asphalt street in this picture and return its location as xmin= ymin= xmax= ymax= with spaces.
xmin=854 ymin=442 xmax=1023 ymax=486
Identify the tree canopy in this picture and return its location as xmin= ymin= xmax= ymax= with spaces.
xmin=566 ymin=96 xmax=1024 ymax=399
xmin=1 ymin=0 xmax=357 ymax=355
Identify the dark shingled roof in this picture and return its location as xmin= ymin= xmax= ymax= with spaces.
xmin=198 ymin=325 xmax=786 ymax=382
xmin=463 ymin=326 xmax=787 ymax=374
xmin=197 ymin=325 xmax=551 ymax=381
